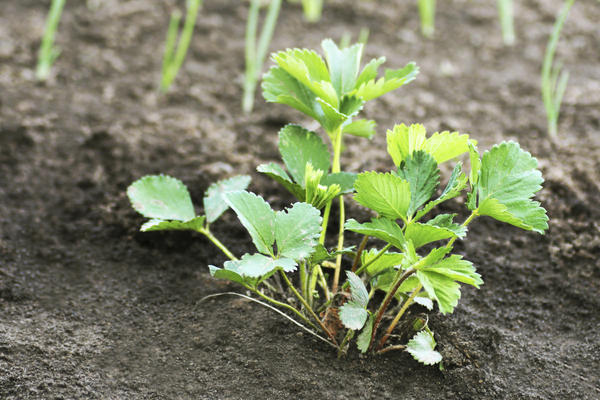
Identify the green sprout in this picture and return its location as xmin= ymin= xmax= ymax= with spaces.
xmin=417 ymin=0 xmax=436 ymax=39
xmin=497 ymin=0 xmax=515 ymax=45
xmin=160 ymin=0 xmax=203 ymax=92
xmin=127 ymin=41 xmax=548 ymax=365
xmin=36 ymin=0 xmax=66 ymax=81
xmin=541 ymin=0 xmax=575 ymax=138
xmin=301 ymin=0 xmax=323 ymax=23
xmin=243 ymin=0 xmax=282 ymax=113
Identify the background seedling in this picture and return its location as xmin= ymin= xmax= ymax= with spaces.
xmin=541 ymin=0 xmax=575 ymax=138
xmin=160 ymin=0 xmax=203 ymax=92
xmin=417 ymin=0 xmax=436 ymax=39
xmin=36 ymin=0 xmax=66 ymax=81
xmin=497 ymin=0 xmax=515 ymax=45
xmin=243 ymin=0 xmax=282 ymax=113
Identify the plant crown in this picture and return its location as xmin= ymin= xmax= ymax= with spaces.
xmin=127 ymin=39 xmax=548 ymax=365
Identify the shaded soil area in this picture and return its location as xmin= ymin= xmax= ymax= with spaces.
xmin=1 ymin=0 xmax=599 ymax=398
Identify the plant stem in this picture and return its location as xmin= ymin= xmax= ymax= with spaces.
xmin=36 ymin=0 xmax=66 ymax=81
xmin=337 ymin=329 xmax=354 ymax=357
xmin=199 ymin=227 xmax=238 ymax=261
xmin=330 ymin=126 xmax=345 ymax=293
xmin=417 ymin=0 xmax=436 ymax=39
xmin=354 ymin=243 xmax=393 ymax=277
xmin=279 ymin=270 xmax=338 ymax=345
xmin=375 ymin=344 xmax=406 ymax=355
xmin=497 ymin=0 xmax=515 ymax=45
xmin=300 ymin=261 xmax=308 ymax=301
xmin=376 ymin=284 xmax=422 ymax=351
xmin=351 ymin=236 xmax=369 ymax=272
xmin=248 ymin=286 xmax=319 ymax=331
xmin=446 ymin=209 xmax=478 ymax=249
xmin=301 ymin=0 xmax=323 ymax=23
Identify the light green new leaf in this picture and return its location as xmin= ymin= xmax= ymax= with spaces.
xmin=354 ymin=172 xmax=411 ymax=222
xmin=203 ymin=175 xmax=251 ymax=223
xmin=420 ymin=255 xmax=483 ymax=288
xmin=279 ymin=124 xmax=330 ymax=184
xmin=355 ymin=57 xmax=386 ymax=89
xmin=353 ymin=62 xmax=418 ymax=101
xmin=304 ymin=164 xmax=341 ymax=209
xmin=236 ymin=253 xmax=297 ymax=278
xmin=262 ymin=66 xmax=320 ymax=121
xmin=422 ymin=131 xmax=472 ymax=164
xmin=345 ymin=218 xmax=406 ymax=250
xmin=275 ymin=202 xmax=322 ymax=259
xmin=356 ymin=314 xmax=374 ymax=353
xmin=397 ymin=151 xmax=440 ymax=216
xmin=406 ymin=331 xmax=442 ymax=365
xmin=416 ymin=270 xmax=461 ymax=314
xmin=405 ymin=222 xmax=457 ymax=249
xmin=321 ymin=39 xmax=363 ymax=97
xmin=426 ymin=214 xmax=466 ymax=237
xmin=128 ymin=175 xmax=195 ymax=221
xmin=342 ymin=119 xmax=376 ymax=139
xmin=317 ymin=97 xmax=348 ymax=133
xmin=256 ymin=162 xmax=305 ymax=200
xmin=141 ymin=216 xmax=206 ymax=232
xmin=477 ymin=141 xmax=548 ymax=234
xmin=321 ymin=172 xmax=357 ymax=194
xmin=225 ymin=191 xmax=275 ymax=255
xmin=361 ymin=249 xmax=405 ymax=276
xmin=468 ymin=141 xmax=481 ymax=188
xmin=339 ymin=95 xmax=365 ymax=117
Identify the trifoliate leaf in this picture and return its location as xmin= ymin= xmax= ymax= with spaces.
xmin=340 ymin=302 xmax=369 ymax=330
xmin=355 ymin=57 xmax=386 ymax=89
xmin=321 ymin=172 xmax=357 ymax=194
xmin=420 ymin=255 xmax=483 ymax=288
xmin=422 ymin=131 xmax=472 ymax=164
xmin=321 ymin=39 xmax=362 ymax=97
xmin=356 ymin=314 xmax=374 ymax=353
xmin=279 ymin=125 xmax=330 ymax=185
xmin=236 ymin=253 xmax=297 ymax=278
xmin=477 ymin=141 xmax=548 ymax=234
xmin=353 ymin=63 xmax=418 ymax=101
xmin=414 ymin=163 xmax=467 ymax=222
xmin=262 ymin=66 xmax=320 ymax=121
xmin=203 ymin=175 xmax=251 ymax=223
xmin=257 ymin=162 xmax=305 ymax=200
xmin=354 ymin=172 xmax=411 ymax=222
xmin=342 ymin=119 xmax=376 ymax=139
xmin=225 ymin=191 xmax=275 ymax=255
xmin=345 ymin=271 xmax=369 ymax=308
xmin=140 ymin=216 xmax=206 ymax=232
xmin=345 ymin=218 xmax=406 ymax=250
xmin=128 ymin=175 xmax=195 ymax=221
xmin=397 ymin=151 xmax=440 ymax=216
xmin=274 ymin=202 xmax=322 ymax=260
xmin=406 ymin=331 xmax=442 ymax=365
xmin=361 ymin=249 xmax=405 ymax=276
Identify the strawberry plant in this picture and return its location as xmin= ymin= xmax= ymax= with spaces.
xmin=127 ymin=40 xmax=548 ymax=365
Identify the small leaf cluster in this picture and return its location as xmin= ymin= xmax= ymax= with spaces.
xmin=127 ymin=40 xmax=548 ymax=366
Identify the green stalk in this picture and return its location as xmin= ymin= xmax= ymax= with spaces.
xmin=301 ymin=0 xmax=323 ymax=23
xmin=417 ymin=0 xmax=436 ymax=39
xmin=330 ymin=126 xmax=346 ymax=293
xmin=199 ymin=226 xmax=237 ymax=261
xmin=160 ymin=0 xmax=203 ymax=92
xmin=243 ymin=0 xmax=282 ymax=113
xmin=541 ymin=0 xmax=575 ymax=138
xmin=337 ymin=329 xmax=355 ymax=357
xmin=376 ymin=285 xmax=422 ymax=351
xmin=497 ymin=0 xmax=515 ymax=45
xmin=249 ymin=287 xmax=319 ymax=331
xmin=300 ymin=261 xmax=308 ymax=301
xmin=36 ymin=0 xmax=66 ymax=81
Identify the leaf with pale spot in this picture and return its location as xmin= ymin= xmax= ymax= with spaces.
xmin=128 ymin=175 xmax=195 ymax=221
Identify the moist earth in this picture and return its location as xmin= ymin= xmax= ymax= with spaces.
xmin=1 ymin=0 xmax=599 ymax=398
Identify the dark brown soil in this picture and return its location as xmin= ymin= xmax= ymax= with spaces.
xmin=1 ymin=0 xmax=599 ymax=398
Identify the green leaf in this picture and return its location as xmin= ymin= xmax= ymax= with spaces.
xmin=309 ymin=245 xmax=356 ymax=264
xmin=416 ymin=270 xmax=460 ymax=314
xmin=257 ymin=162 xmax=305 ymax=200
xmin=345 ymin=218 xmax=406 ymax=250
xmin=355 ymin=57 xmax=386 ymax=89
xmin=236 ymin=253 xmax=297 ymax=278
xmin=361 ymin=249 xmax=405 ymax=276
xmin=414 ymin=163 xmax=467 ymax=222
xmin=321 ymin=172 xmax=357 ymax=194
xmin=405 ymin=222 xmax=456 ymax=249
xmin=353 ymin=62 xmax=419 ymax=101
xmin=422 ymin=131 xmax=472 ymax=164
xmin=426 ymin=213 xmax=467 ymax=237
xmin=262 ymin=66 xmax=320 ymax=121
xmin=420 ymin=255 xmax=483 ymax=288
xmin=356 ymin=314 xmax=374 ymax=353
xmin=279 ymin=124 xmax=330 ymax=184
xmin=209 ymin=264 xmax=247 ymax=286
xmin=140 ymin=216 xmax=206 ymax=232
xmin=406 ymin=331 xmax=442 ymax=365
xmin=339 ymin=302 xmax=369 ymax=330
xmin=225 ymin=191 xmax=275 ymax=255
xmin=339 ymin=95 xmax=365 ymax=117
xmin=321 ymin=39 xmax=363 ymax=97
xmin=342 ymin=119 xmax=376 ymax=139
xmin=304 ymin=164 xmax=341 ymax=209
xmin=468 ymin=141 xmax=481 ymax=188
xmin=477 ymin=141 xmax=548 ymax=234
xmin=203 ymin=175 xmax=251 ymax=223
xmin=397 ymin=151 xmax=440 ymax=216
xmin=354 ymin=172 xmax=411 ymax=222
xmin=275 ymin=202 xmax=322 ymax=259
xmin=345 ymin=271 xmax=369 ymax=307
xmin=316 ymin=98 xmax=347 ymax=133
xmin=128 ymin=175 xmax=195 ymax=221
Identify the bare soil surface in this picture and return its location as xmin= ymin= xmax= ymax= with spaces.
xmin=1 ymin=0 xmax=599 ymax=398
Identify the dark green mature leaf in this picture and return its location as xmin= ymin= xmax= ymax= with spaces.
xmin=420 ymin=255 xmax=482 ymax=288
xmin=321 ymin=39 xmax=362 ymax=97
xmin=406 ymin=331 xmax=442 ymax=365
xmin=397 ymin=151 xmax=440 ymax=216
xmin=354 ymin=172 xmax=411 ymax=222
xmin=128 ymin=175 xmax=195 ymax=221
xmin=279 ymin=124 xmax=330 ymax=184
xmin=262 ymin=66 xmax=320 ymax=121
xmin=257 ymin=162 xmax=305 ymax=200
xmin=345 ymin=218 xmax=406 ymax=250
xmin=405 ymin=222 xmax=456 ymax=249
xmin=236 ymin=253 xmax=297 ymax=278
xmin=477 ymin=141 xmax=548 ymax=233
xmin=203 ymin=175 xmax=251 ymax=223
xmin=274 ymin=202 xmax=322 ymax=260
xmin=340 ymin=271 xmax=370 ymax=330
xmin=141 ymin=216 xmax=205 ymax=232
xmin=321 ymin=172 xmax=357 ymax=194
xmin=356 ymin=314 xmax=374 ymax=353
xmin=342 ymin=119 xmax=376 ymax=139
xmin=414 ymin=163 xmax=467 ymax=222
xmin=225 ymin=191 xmax=275 ymax=255
xmin=353 ymin=62 xmax=418 ymax=101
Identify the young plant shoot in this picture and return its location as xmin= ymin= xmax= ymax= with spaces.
xmin=36 ymin=0 xmax=66 ymax=81
xmin=417 ymin=0 xmax=436 ymax=39
xmin=497 ymin=0 xmax=515 ymax=45
xmin=301 ymin=0 xmax=323 ymax=23
xmin=160 ymin=0 xmax=203 ymax=92
xmin=127 ymin=41 xmax=548 ymax=366
xmin=541 ymin=0 xmax=575 ymax=138
xmin=243 ymin=0 xmax=282 ymax=113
